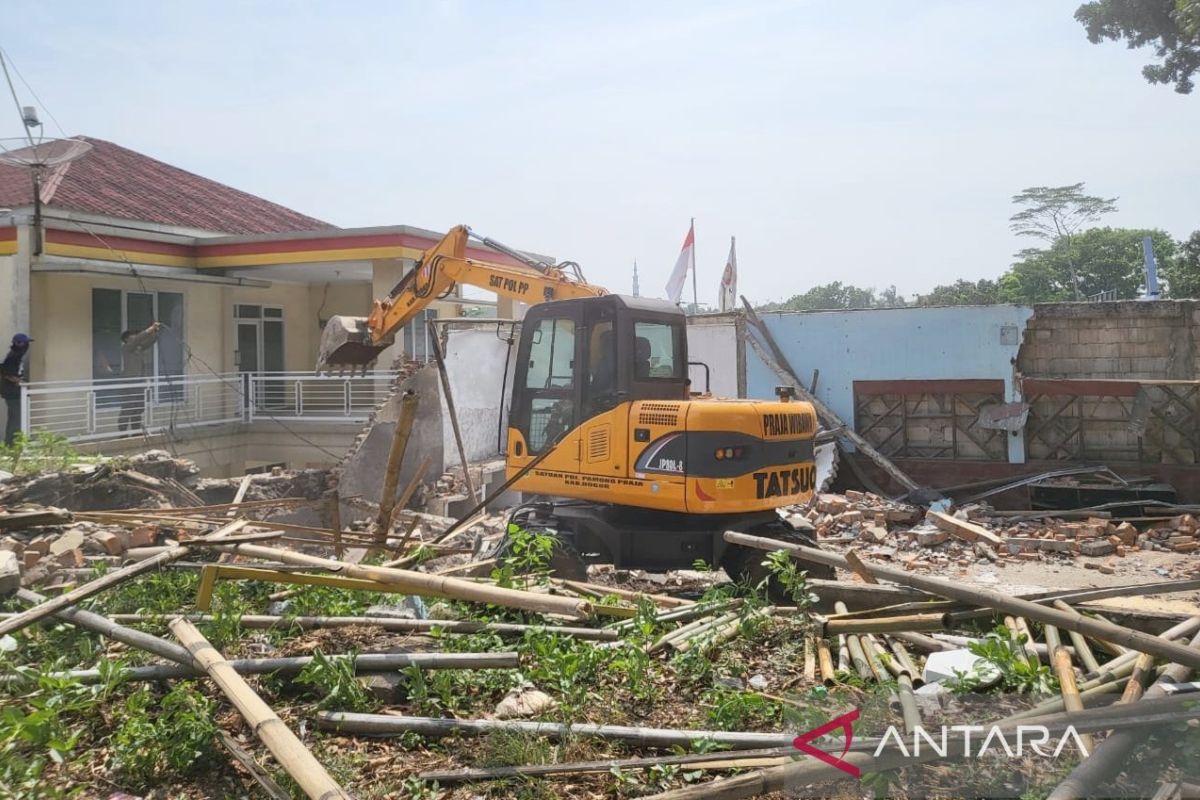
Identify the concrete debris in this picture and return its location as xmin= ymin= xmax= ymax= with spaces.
xmin=495 ymin=686 xmax=558 ymax=719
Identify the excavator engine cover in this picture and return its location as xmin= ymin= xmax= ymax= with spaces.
xmin=317 ymin=314 xmax=390 ymax=373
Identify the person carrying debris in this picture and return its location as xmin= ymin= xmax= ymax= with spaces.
xmin=118 ymin=322 xmax=163 ymax=433
xmin=1 ymin=333 xmax=31 ymax=446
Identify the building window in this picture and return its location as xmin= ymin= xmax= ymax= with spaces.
xmin=402 ymin=309 xmax=438 ymax=362
xmin=92 ymin=289 xmax=186 ymax=399
xmin=234 ymin=304 xmax=285 ymax=373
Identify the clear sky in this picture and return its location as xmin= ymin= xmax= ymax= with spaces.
xmin=2 ymin=1 xmax=1196 ymax=305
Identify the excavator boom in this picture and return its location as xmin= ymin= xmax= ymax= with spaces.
xmin=317 ymin=225 xmax=605 ymax=372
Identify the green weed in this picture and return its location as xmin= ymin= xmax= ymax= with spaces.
xmin=294 ymin=650 xmax=377 ymax=712
xmin=108 ymin=681 xmax=220 ymax=788
xmin=948 ymin=624 xmax=1058 ymax=695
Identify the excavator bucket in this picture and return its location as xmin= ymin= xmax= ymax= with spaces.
xmin=316 ymin=315 xmax=389 ymax=373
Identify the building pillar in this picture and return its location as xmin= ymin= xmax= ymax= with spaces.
xmin=0 ymin=222 xmax=32 ymax=340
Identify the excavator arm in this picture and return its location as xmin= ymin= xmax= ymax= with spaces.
xmin=317 ymin=225 xmax=606 ymax=372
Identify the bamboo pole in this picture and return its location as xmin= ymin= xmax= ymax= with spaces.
xmin=169 ymin=619 xmax=353 ymax=800
xmin=1120 ymin=652 xmax=1157 ymax=704
xmin=822 ymin=612 xmax=950 ymax=635
xmin=32 ymin=651 xmax=519 ymax=685
xmin=836 ymin=634 xmax=850 ymax=672
xmin=211 ymin=541 xmax=591 ymax=619
xmin=327 ymin=490 xmax=344 ymax=560
xmin=13 ymin=588 xmax=192 ymax=665
xmin=417 ymin=745 xmax=799 ymax=784
xmin=803 ymin=636 xmax=816 ymax=683
xmin=1051 ymin=600 xmax=1104 ymax=673
xmin=76 ymin=612 xmax=616 ymax=640
xmin=723 ymin=531 xmax=1200 ymax=672
xmin=858 ymin=635 xmax=886 ymax=681
xmin=1047 ymin=629 xmax=1200 ymax=800
xmin=318 ymin=712 xmax=796 ymax=749
xmin=1013 ymin=617 xmax=1040 ymax=665
xmin=0 ymin=519 xmax=246 ymax=638
xmin=885 ymin=639 xmax=922 ymax=686
xmin=817 ymin=638 xmax=838 ymax=686
xmin=1052 ymin=646 xmax=1094 ymax=752
xmin=388 ymin=455 xmax=432 ymax=548
xmin=556 ymin=578 xmax=692 ymax=609
xmin=428 ymin=319 xmax=478 ymax=504
xmin=889 ymin=630 xmax=955 ymax=653
xmin=641 ymin=694 xmax=1200 ymax=800
xmin=375 ymin=390 xmax=419 ymax=539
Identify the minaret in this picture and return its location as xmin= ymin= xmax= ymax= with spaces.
xmin=632 ymin=260 xmax=640 ymax=297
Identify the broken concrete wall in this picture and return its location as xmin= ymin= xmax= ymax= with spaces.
xmin=334 ymin=367 xmax=443 ymax=517
xmin=741 ymin=305 xmax=1035 ymax=463
xmin=1018 ymin=300 xmax=1200 ymax=380
xmin=440 ymin=321 xmax=518 ymax=468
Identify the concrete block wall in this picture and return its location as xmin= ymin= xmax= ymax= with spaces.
xmin=1018 ymin=301 xmax=1199 ymax=380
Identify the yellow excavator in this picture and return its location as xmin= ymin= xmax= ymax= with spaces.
xmin=318 ymin=225 xmax=830 ymax=584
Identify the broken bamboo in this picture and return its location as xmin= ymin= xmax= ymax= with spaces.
xmin=1052 ymin=600 xmax=1103 ymax=673
xmin=1046 ymin=629 xmax=1200 ymax=800
xmin=723 ymin=530 xmax=1200 ymax=672
xmin=34 ymin=651 xmax=519 ymax=684
xmin=0 ymin=520 xmax=249 ymax=638
xmin=1052 ymin=646 xmax=1094 ymax=752
xmin=317 ymin=712 xmax=796 ymax=749
xmin=816 ymin=638 xmax=835 ymax=686
xmin=211 ymin=541 xmax=592 ymax=618
xmin=169 ymin=619 xmax=352 ymax=800
xmin=75 ymin=612 xmax=617 ymax=640
xmin=375 ymin=389 xmax=419 ymax=539
xmin=822 ymin=612 xmax=950 ymax=635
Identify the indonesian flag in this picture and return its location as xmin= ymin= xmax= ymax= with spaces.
xmin=719 ymin=236 xmax=737 ymax=312
xmin=664 ymin=220 xmax=694 ymax=304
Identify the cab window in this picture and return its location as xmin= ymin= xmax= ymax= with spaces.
xmin=526 ymin=318 xmax=576 ymax=388
xmin=633 ymin=322 xmax=684 ymax=380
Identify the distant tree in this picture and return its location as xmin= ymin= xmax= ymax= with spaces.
xmin=1075 ymin=0 xmax=1200 ymax=93
xmin=1010 ymin=183 xmax=1119 ymax=300
xmin=917 ymin=278 xmax=1003 ymax=306
xmin=875 ymin=285 xmax=907 ymax=308
xmin=1165 ymin=230 xmax=1200 ymax=297
xmin=761 ymin=281 xmax=880 ymax=311
xmin=999 ymin=227 xmax=1177 ymax=303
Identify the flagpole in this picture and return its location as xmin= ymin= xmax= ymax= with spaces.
xmin=690 ymin=217 xmax=698 ymax=311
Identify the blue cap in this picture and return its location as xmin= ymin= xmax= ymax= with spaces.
xmin=11 ymin=333 xmax=31 ymax=346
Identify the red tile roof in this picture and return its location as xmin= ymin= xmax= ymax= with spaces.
xmin=0 ymin=137 xmax=334 ymax=234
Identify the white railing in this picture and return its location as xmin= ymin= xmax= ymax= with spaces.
xmin=20 ymin=371 xmax=391 ymax=443
xmin=246 ymin=372 xmax=394 ymax=423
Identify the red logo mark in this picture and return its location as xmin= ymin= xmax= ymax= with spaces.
xmin=792 ymin=708 xmax=861 ymax=778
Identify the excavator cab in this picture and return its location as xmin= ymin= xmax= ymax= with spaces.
xmin=508 ymin=295 xmax=688 ymax=456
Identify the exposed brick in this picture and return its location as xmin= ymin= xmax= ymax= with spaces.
xmin=90 ymin=531 xmax=125 ymax=556
xmin=1080 ymin=539 xmax=1116 ymax=557
xmin=22 ymin=550 xmax=40 ymax=570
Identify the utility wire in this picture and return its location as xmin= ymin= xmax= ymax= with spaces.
xmin=0 ymin=50 xmax=33 ymax=146
xmin=0 ymin=47 xmax=66 ymax=137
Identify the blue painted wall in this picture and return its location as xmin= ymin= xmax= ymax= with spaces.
xmin=745 ymin=305 xmax=1035 ymax=462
